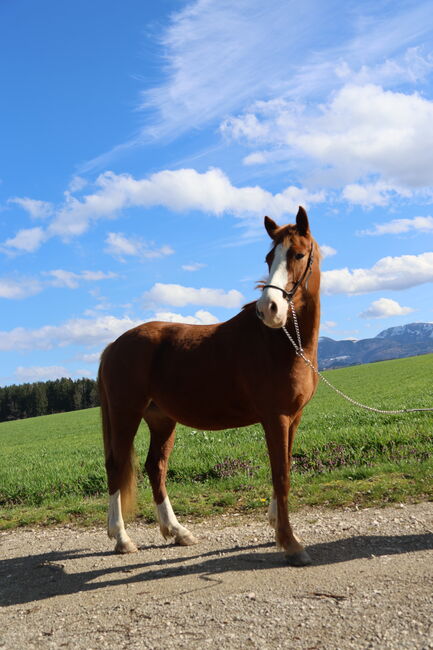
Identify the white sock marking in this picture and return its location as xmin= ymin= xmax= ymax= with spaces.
xmin=268 ymin=497 xmax=278 ymax=529
xmin=108 ymin=489 xmax=133 ymax=546
xmin=157 ymin=496 xmax=191 ymax=540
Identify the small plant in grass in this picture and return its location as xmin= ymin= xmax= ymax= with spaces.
xmin=193 ymin=457 xmax=259 ymax=482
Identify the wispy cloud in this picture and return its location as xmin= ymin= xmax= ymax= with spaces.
xmin=14 ymin=365 xmax=71 ymax=382
xmin=141 ymin=0 xmax=332 ymax=139
xmin=0 ymin=270 xmax=117 ymax=299
xmin=43 ymin=270 xmax=118 ymax=289
xmin=140 ymin=0 xmax=433 ymax=140
xmin=359 ymin=215 xmax=433 ymax=235
xmin=105 ymin=232 xmax=174 ymax=261
xmin=181 ymin=262 xmax=206 ymax=272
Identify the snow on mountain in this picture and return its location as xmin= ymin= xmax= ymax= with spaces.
xmin=318 ymin=323 xmax=433 ymax=369
xmin=375 ymin=323 xmax=433 ymax=339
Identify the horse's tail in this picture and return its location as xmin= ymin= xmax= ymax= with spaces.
xmin=98 ymin=344 xmax=137 ymax=519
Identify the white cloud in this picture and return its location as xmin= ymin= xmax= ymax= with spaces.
xmin=4 ymin=168 xmax=324 ymax=252
xmin=44 ymin=269 xmax=118 ymax=289
xmin=0 ymin=315 xmax=142 ymax=351
xmin=105 ymin=232 xmax=174 ymax=261
xmin=359 ymin=298 xmax=414 ymax=319
xmin=320 ymin=245 xmax=337 ymax=259
xmin=321 ymin=320 xmax=337 ymax=329
xmin=223 ymin=83 xmax=433 ymax=191
xmin=15 ymin=365 xmax=70 ymax=382
xmin=2 ymin=227 xmax=47 ymax=253
xmin=181 ymin=262 xmax=206 ymax=272
xmin=76 ymin=1 xmax=433 ymax=175
xmin=154 ymin=310 xmax=219 ymax=325
xmin=0 ymin=270 xmax=116 ymax=299
xmin=77 ymin=352 xmax=101 ymax=364
xmin=342 ymin=182 xmax=405 ymax=207
xmin=0 ymin=309 xmax=222 ymax=353
xmin=335 ymin=47 xmax=433 ymax=88
xmin=8 ymin=197 xmax=53 ymax=219
xmin=360 ymin=215 xmax=433 ymax=235
xmin=322 ymin=252 xmax=433 ymax=295
xmin=145 ymin=282 xmax=244 ymax=308
xmin=0 ymin=277 xmax=42 ymax=299
xmin=68 ymin=176 xmax=88 ymax=193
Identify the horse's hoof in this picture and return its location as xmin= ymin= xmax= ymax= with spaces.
xmin=175 ymin=531 xmax=198 ymax=546
xmin=285 ymin=549 xmax=312 ymax=567
xmin=115 ymin=540 xmax=138 ymax=554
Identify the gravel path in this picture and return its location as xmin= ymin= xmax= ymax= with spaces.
xmin=1 ymin=502 xmax=432 ymax=649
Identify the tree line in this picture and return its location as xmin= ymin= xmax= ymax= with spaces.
xmin=0 ymin=377 xmax=100 ymax=422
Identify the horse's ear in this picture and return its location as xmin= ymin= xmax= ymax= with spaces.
xmin=296 ymin=206 xmax=310 ymax=237
xmin=264 ymin=216 xmax=278 ymax=239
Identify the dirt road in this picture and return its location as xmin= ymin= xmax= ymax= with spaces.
xmin=1 ymin=502 xmax=432 ymax=649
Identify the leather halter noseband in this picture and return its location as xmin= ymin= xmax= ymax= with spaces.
xmin=261 ymin=243 xmax=315 ymax=303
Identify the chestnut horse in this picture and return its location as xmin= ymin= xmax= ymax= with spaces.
xmin=98 ymin=206 xmax=320 ymax=566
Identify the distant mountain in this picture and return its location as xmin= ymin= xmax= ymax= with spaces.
xmin=318 ymin=322 xmax=433 ymax=370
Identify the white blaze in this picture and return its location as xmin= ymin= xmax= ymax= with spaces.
xmin=264 ymin=243 xmax=290 ymax=302
xmin=257 ymin=242 xmax=291 ymax=327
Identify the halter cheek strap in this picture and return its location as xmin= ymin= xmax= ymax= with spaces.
xmin=261 ymin=243 xmax=314 ymax=302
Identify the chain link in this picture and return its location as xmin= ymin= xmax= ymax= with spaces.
xmin=282 ymin=302 xmax=433 ymax=415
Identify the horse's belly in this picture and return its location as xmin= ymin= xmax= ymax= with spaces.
xmin=151 ymin=387 xmax=259 ymax=431
xmin=176 ymin=411 xmax=259 ymax=431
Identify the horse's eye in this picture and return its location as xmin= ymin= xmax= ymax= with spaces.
xmin=295 ymin=253 xmax=305 ymax=260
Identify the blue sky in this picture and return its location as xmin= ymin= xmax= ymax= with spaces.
xmin=1 ymin=0 xmax=433 ymax=385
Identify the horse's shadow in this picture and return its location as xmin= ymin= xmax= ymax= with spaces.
xmin=1 ymin=531 xmax=432 ymax=607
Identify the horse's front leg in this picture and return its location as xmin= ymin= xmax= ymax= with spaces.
xmin=263 ymin=413 xmax=311 ymax=566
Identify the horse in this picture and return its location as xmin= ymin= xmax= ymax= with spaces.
xmin=98 ymin=206 xmax=321 ymax=566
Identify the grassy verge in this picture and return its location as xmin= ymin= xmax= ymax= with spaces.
xmin=1 ymin=354 xmax=432 ymax=529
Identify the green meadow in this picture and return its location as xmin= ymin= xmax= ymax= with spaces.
xmin=1 ymin=354 xmax=432 ymax=529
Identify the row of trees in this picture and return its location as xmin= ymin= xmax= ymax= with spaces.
xmin=0 ymin=377 xmax=100 ymax=422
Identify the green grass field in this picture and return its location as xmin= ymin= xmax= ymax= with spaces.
xmin=1 ymin=354 xmax=432 ymax=529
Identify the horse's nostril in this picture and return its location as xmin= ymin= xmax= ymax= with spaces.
xmin=270 ymin=301 xmax=277 ymax=314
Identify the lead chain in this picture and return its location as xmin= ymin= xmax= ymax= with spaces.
xmin=282 ymin=303 xmax=433 ymax=415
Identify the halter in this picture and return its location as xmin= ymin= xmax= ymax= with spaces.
xmin=261 ymin=243 xmax=315 ymax=303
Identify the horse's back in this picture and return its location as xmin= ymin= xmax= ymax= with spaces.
xmin=99 ymin=320 xmax=222 ymax=403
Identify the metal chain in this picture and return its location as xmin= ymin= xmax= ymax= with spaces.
xmin=282 ymin=301 xmax=433 ymax=415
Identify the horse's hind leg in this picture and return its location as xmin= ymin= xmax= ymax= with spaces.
xmin=105 ymin=407 xmax=142 ymax=554
xmin=144 ymin=405 xmax=198 ymax=546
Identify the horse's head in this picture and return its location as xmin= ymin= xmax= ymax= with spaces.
xmin=256 ymin=206 xmax=318 ymax=329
